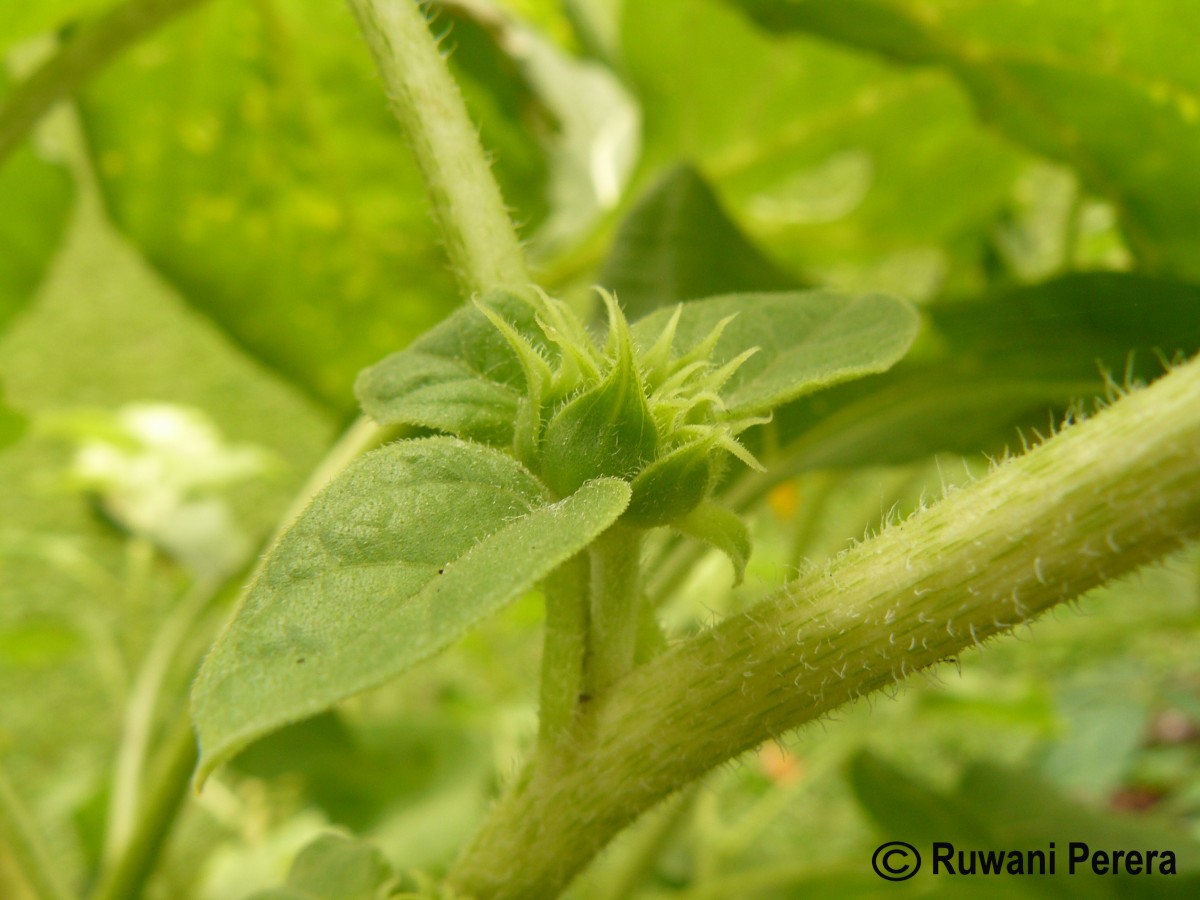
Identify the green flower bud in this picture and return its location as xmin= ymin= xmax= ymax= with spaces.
xmin=540 ymin=332 xmax=658 ymax=498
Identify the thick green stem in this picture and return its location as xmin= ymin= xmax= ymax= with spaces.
xmin=538 ymin=554 xmax=590 ymax=747
xmin=347 ymin=0 xmax=528 ymax=295
xmin=448 ymin=354 xmax=1200 ymax=898
xmin=0 ymin=763 xmax=73 ymax=900
xmin=0 ymin=0 xmax=210 ymax=166
xmin=585 ymin=523 xmax=643 ymax=696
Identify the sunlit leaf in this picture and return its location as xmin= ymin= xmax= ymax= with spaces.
xmin=619 ymin=0 xmax=1028 ymax=298
xmin=731 ymin=0 xmax=1200 ymax=279
xmin=77 ymin=0 xmax=461 ymax=408
xmin=192 ymin=438 xmax=631 ymax=780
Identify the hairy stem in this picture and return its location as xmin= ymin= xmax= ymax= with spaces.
xmin=0 ymin=763 xmax=73 ymax=900
xmin=0 ymin=0 xmax=210 ymax=166
xmin=585 ymin=523 xmax=643 ymax=697
xmin=347 ymin=0 xmax=528 ymax=295
xmin=538 ymin=554 xmax=590 ymax=747
xmin=449 ymin=354 xmax=1200 ymax=898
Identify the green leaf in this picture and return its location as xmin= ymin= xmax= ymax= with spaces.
xmin=0 ymin=107 xmax=73 ymax=335
xmin=762 ymin=273 xmax=1200 ymax=471
xmin=848 ymin=750 xmax=991 ymax=848
xmin=631 ymin=290 xmax=919 ymax=417
xmin=850 ymin=753 xmax=1200 ymax=895
xmin=354 ymin=290 xmax=539 ymax=446
xmin=673 ymin=501 xmax=750 ymax=586
xmin=0 ymin=1 xmax=112 ymax=50
xmin=0 ymin=134 xmax=334 ymax=886
xmin=730 ymin=0 xmax=1200 ymax=279
xmin=247 ymin=831 xmax=394 ymax=900
xmin=0 ymin=381 xmax=25 ymax=451
xmin=618 ymin=0 xmax=1028 ymax=299
xmin=598 ymin=164 xmax=801 ymax=320
xmin=192 ymin=437 xmax=631 ymax=781
xmin=77 ymin=0 xmax=461 ymax=408
xmin=232 ymin=712 xmax=485 ymax=831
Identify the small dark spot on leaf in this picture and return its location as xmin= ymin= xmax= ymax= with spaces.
xmin=438 ymin=568 xmax=445 ymax=575
xmin=296 ymin=658 xmax=305 ymax=664
xmin=578 ymin=692 xmax=592 ymax=704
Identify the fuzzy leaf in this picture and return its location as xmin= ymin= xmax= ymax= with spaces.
xmin=354 ymin=291 xmax=540 ymax=446
xmin=760 ymin=272 xmax=1200 ymax=471
xmin=674 ymin=501 xmax=751 ymax=586
xmin=631 ymin=290 xmax=919 ymax=418
xmin=191 ymin=437 xmax=630 ymax=781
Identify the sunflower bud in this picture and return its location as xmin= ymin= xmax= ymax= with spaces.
xmin=540 ymin=330 xmax=658 ymax=498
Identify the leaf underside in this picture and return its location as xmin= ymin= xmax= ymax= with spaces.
xmin=191 ymin=436 xmax=630 ymax=781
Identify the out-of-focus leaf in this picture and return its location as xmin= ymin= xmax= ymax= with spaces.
xmin=960 ymin=763 xmax=1200 ymax=869
xmin=0 ymin=382 xmax=24 ymax=450
xmin=564 ymin=0 xmax=623 ymax=61
xmin=0 ymin=92 xmax=73 ymax=333
xmin=0 ymin=619 xmax=79 ymax=668
xmin=757 ymin=273 xmax=1200 ymax=473
xmin=192 ymin=439 xmax=631 ymax=781
xmin=247 ymin=831 xmax=394 ymax=900
xmin=730 ymin=0 xmax=1200 ymax=280
xmin=508 ymin=17 xmax=639 ymax=257
xmin=631 ymin=290 xmax=919 ymax=417
xmin=0 ymin=1 xmax=113 ymax=50
xmin=232 ymin=712 xmax=485 ymax=831
xmin=77 ymin=0 xmax=461 ymax=409
xmin=598 ymin=165 xmax=800 ymax=320
xmin=618 ymin=0 xmax=1028 ymax=298
xmin=849 ymin=750 xmax=991 ymax=848
xmin=354 ymin=289 xmax=537 ymax=445
xmin=851 ymin=752 xmax=1200 ymax=897
xmin=0 ymin=130 xmax=335 ymax=887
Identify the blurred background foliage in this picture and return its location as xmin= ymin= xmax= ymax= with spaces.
xmin=0 ymin=0 xmax=1198 ymax=897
